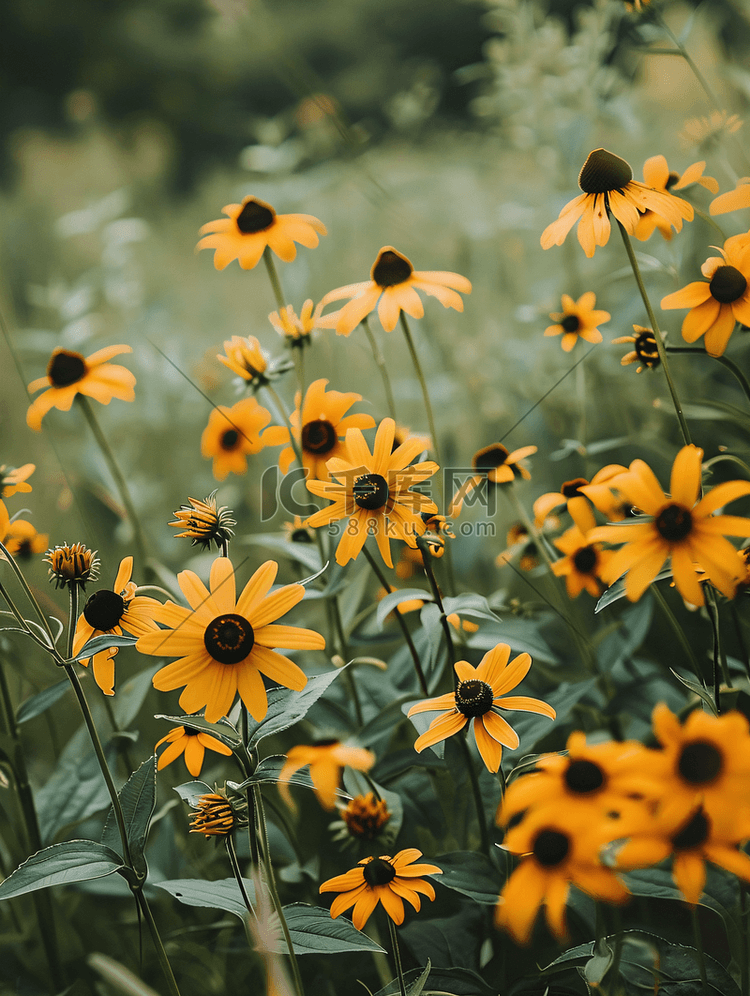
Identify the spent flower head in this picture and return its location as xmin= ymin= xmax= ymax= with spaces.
xmin=170 ymin=493 xmax=236 ymax=551
xmin=45 ymin=542 xmax=100 ymax=590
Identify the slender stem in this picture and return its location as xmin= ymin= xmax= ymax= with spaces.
xmin=264 ymin=383 xmax=305 ymax=471
xmin=387 ymin=917 xmax=408 ymax=996
xmin=605 ymin=908 xmax=624 ymax=996
xmin=240 ymin=709 xmax=260 ymax=866
xmin=692 ymin=206 xmax=726 ymax=241
xmin=651 ymin=586 xmax=703 ymax=683
xmin=399 ymin=314 xmax=443 ymax=506
xmin=617 ymin=223 xmax=692 ymax=446
xmin=691 ymin=906 xmax=709 ymax=994
xmin=263 ymin=248 xmax=286 ymax=311
xmin=416 ymin=537 xmax=457 ymax=685
xmin=361 ymin=318 xmax=397 ymax=421
xmin=361 ymin=544 xmax=428 ymax=695
xmin=77 ymin=397 xmax=149 ymax=570
xmin=331 ymin=597 xmax=364 ymax=727
xmin=67 ymin=584 xmax=78 ymax=660
xmin=666 ymin=346 xmax=750 ymax=405
xmin=0 ymin=579 xmax=53 ymax=653
xmin=457 ymin=733 xmax=490 ymax=853
xmin=706 ymin=586 xmax=731 ymax=710
xmin=226 ymin=834 xmax=256 ymax=918
xmin=0 ymin=539 xmax=59 ymax=651
xmin=134 ymin=890 xmax=183 ymax=996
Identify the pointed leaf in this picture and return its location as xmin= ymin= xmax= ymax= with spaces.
xmin=0 ymin=841 xmax=123 ymax=899
xmin=430 ymin=851 xmax=500 ymax=904
xmin=273 ymin=904 xmax=386 ymax=954
xmin=235 ymin=755 xmax=351 ymax=802
xmin=246 ymin=669 xmax=344 ymax=748
xmin=101 ymin=756 xmax=157 ymax=874
xmin=16 ymin=679 xmax=70 ymax=724
xmin=68 ymin=633 xmax=137 ymax=662
xmin=156 ymin=877 xmax=256 ymax=918
xmin=376 ymin=589 xmax=433 ymax=628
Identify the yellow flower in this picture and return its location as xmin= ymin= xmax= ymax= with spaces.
xmin=3 ymin=520 xmax=48 ymax=560
xmin=197 ymin=196 xmax=327 ymax=270
xmin=156 ymin=726 xmax=233 ymax=777
xmin=541 ymin=149 xmax=693 ymax=258
xmin=136 ymin=558 xmax=325 ymax=723
xmin=27 ymin=346 xmax=136 ymax=432
xmin=681 ymin=111 xmax=742 ymax=150
xmin=170 ymin=493 xmax=236 ymax=551
xmin=200 ymin=398 xmax=287 ymax=481
xmin=339 ymin=793 xmax=392 ymax=841
xmin=449 ymin=443 xmax=537 ymax=517
xmin=217 ymin=336 xmax=269 ymax=389
xmin=551 ymin=503 xmax=615 ymax=599
xmin=544 ymin=293 xmax=610 ymax=352
xmin=634 ymin=156 xmax=718 ymax=241
xmin=304 ymin=418 xmax=438 ymax=568
xmin=189 ymin=790 xmax=236 ymax=838
xmin=0 ymin=463 xmax=35 ymax=498
xmin=408 ymin=644 xmax=555 ymax=773
xmin=710 ymin=178 xmax=750 ymax=216
xmin=612 ymin=325 xmax=661 ymax=373
xmin=269 ymin=299 xmax=322 ymax=346
xmin=320 ymin=849 xmax=441 ymax=929
xmin=590 ymin=445 xmax=750 ymax=605
xmin=45 ymin=542 xmax=99 ymax=590
xmin=318 ymin=246 xmax=471 ymax=337
xmin=278 ymin=740 xmax=375 ymax=811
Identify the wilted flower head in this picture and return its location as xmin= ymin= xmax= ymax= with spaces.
xmin=189 ymin=789 xmax=238 ymax=838
xmin=170 ymin=493 xmax=236 ymax=551
xmin=45 ymin=542 xmax=100 ymax=590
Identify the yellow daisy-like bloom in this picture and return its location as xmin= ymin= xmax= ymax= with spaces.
xmin=590 ymin=445 xmax=750 ymax=606
xmin=449 ymin=443 xmax=537 ymax=517
xmin=408 ymin=644 xmax=555 ymax=773
xmin=496 ymin=807 xmax=630 ymax=945
xmin=3 ymin=520 xmax=48 ymax=560
xmin=551 ymin=503 xmax=615 ymax=599
xmin=269 ymin=299 xmax=322 ymax=346
xmin=136 ymin=557 xmax=325 ymax=723
xmin=278 ymin=378 xmax=376 ymax=481
xmin=0 ymin=463 xmax=35 ymax=498
xmin=190 ymin=791 xmax=236 ymax=838
xmin=27 ymin=346 xmax=136 ymax=432
xmin=541 ymin=149 xmax=694 ymax=258
xmin=72 ymin=557 xmax=164 ymax=695
xmin=496 ymin=522 xmax=540 ymax=571
xmin=544 ymin=292 xmax=610 ymax=352
xmin=217 ymin=336 xmax=269 ymax=389
xmin=155 ymin=725 xmax=233 ymax=777
xmin=612 ymin=325 xmax=661 ymax=373
xmin=533 ymin=477 xmax=593 ymax=528
xmin=278 ymin=740 xmax=375 ymax=811
xmin=320 ymin=849 xmax=441 ymax=929
xmin=710 ymin=178 xmax=750 ymax=216
xmin=318 ymin=246 xmax=472 ymax=337
xmin=200 ymin=398 xmax=287 ymax=481
xmin=197 ymin=196 xmax=327 ymax=271
xmin=340 ymin=793 xmax=392 ymax=841
xmin=170 ymin=493 xmax=236 ymax=551
xmin=634 ymin=156 xmax=718 ymax=242
xmin=305 ymin=418 xmax=438 ymax=568
xmin=578 ymin=464 xmax=633 ymax=521
xmin=660 ymin=234 xmax=750 ymax=357
xmin=681 ymin=111 xmax=742 ymax=150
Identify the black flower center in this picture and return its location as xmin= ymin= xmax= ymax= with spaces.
xmin=665 ymin=171 xmax=681 ymax=190
xmin=301 ymin=419 xmax=337 ymax=454
xmin=83 ymin=588 xmax=126 ymax=630
xmin=48 ymin=350 xmax=86 ymax=387
xmin=221 ymin=429 xmax=240 ymax=451
xmin=565 ymin=759 xmax=605 ymax=794
xmin=183 ymin=728 xmax=200 ymax=737
xmin=672 ymin=809 xmax=710 ymax=850
xmin=561 ymin=315 xmax=580 ymax=333
xmin=655 ymin=503 xmax=693 ymax=541
xmin=204 ymin=613 xmax=254 ymax=665
xmin=562 ymin=478 xmax=588 ymax=498
xmin=473 ymin=444 xmax=509 ymax=471
xmin=236 ymin=199 xmax=275 ymax=234
xmin=634 ymin=331 xmax=660 ymax=366
xmin=455 ymin=678 xmax=494 ymax=717
xmin=15 ymin=540 xmax=33 ymax=558
xmin=372 ymin=249 xmax=413 ymax=288
xmin=291 ymin=528 xmax=314 ymax=543
xmin=710 ymin=265 xmax=747 ymax=304
xmin=533 ymin=829 xmax=570 ymax=867
xmin=578 ymin=149 xmax=633 ymax=194
xmin=573 ymin=546 xmax=598 ymax=574
xmin=678 ymin=740 xmax=723 ymax=784
xmin=363 ymin=857 xmax=396 ymax=886
xmin=353 ymin=473 xmax=389 ymax=510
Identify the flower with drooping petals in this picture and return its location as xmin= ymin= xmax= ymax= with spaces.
xmin=156 ymin=725 xmax=233 ymax=777
xmin=634 ymin=155 xmax=718 ymax=241
xmin=551 ymin=503 xmax=615 ymax=599
xmin=278 ymin=740 xmax=375 ymax=811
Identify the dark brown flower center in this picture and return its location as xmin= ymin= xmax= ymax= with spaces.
xmin=665 ymin=171 xmax=681 ymax=190
xmin=578 ymin=149 xmax=633 ymax=194
xmin=221 ymin=429 xmax=240 ymax=451
xmin=634 ymin=330 xmax=660 ymax=366
xmin=363 ymin=857 xmax=396 ymax=886
xmin=533 ymin=828 xmax=570 ymax=867
xmin=672 ymin=809 xmax=710 ymax=850
xmin=183 ymin=728 xmax=200 ymax=737
xmin=573 ymin=546 xmax=598 ymax=574
xmin=565 ymin=759 xmax=605 ymax=794
xmin=48 ymin=350 xmax=87 ymax=387
xmin=562 ymin=478 xmax=589 ymax=498
xmin=204 ymin=613 xmax=254 ymax=665
xmin=291 ymin=528 xmax=314 ymax=543
xmin=236 ymin=199 xmax=275 ymax=234
xmin=709 ymin=265 xmax=747 ymax=304
xmin=678 ymin=740 xmax=723 ymax=784
xmin=353 ymin=473 xmax=389 ymax=510
xmin=561 ymin=315 xmax=580 ymax=333
xmin=372 ymin=249 xmax=413 ymax=288
xmin=15 ymin=540 xmax=34 ymax=559
xmin=473 ymin=444 xmax=509 ymax=471
xmin=83 ymin=588 xmax=126 ymax=631
xmin=456 ymin=678 xmax=494 ymax=717
xmin=655 ymin=503 xmax=693 ymax=541
xmin=301 ymin=419 xmax=337 ymax=454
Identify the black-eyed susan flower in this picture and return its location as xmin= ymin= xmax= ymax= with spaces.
xmin=612 ymin=325 xmax=662 ymax=373
xmin=681 ymin=111 xmax=742 ymax=151
xmin=496 ymin=808 xmax=630 ymax=944
xmin=283 ymin=516 xmax=316 ymax=545
xmin=318 ymin=246 xmax=471 ymax=337
xmin=217 ymin=336 xmax=270 ymax=390
xmin=201 ymin=398 xmax=287 ymax=481
xmin=661 ymin=234 xmax=750 ymax=357
xmin=338 ymin=793 xmax=392 ymax=842
xmin=533 ymin=478 xmax=592 ymax=528
xmin=710 ymin=178 xmax=750 ymax=216
xmin=544 ymin=293 xmax=610 ymax=352
xmin=551 ymin=503 xmax=615 ymax=599
xmin=0 ymin=463 xmax=35 ymax=498
xmin=278 ymin=378 xmax=376 ymax=481
xmin=305 ymin=417 xmax=438 ymax=568
xmin=156 ymin=725 xmax=233 ymax=777
xmin=170 ymin=493 xmax=236 ymax=551
xmin=189 ymin=789 xmax=238 ymax=838
xmin=590 ymin=445 xmax=750 ymax=605
xmin=634 ymin=156 xmax=718 ymax=242
xmin=278 ymin=740 xmax=375 ymax=811
xmin=4 ymin=520 xmax=48 ymax=560
xmin=45 ymin=542 xmax=99 ymax=590
xmin=72 ymin=556 xmax=164 ymax=695
xmin=27 ymin=346 xmax=136 ymax=432
xmin=197 ymin=196 xmax=327 ymax=271
xmin=392 ymin=425 xmax=431 ymax=455
xmin=541 ymin=149 xmax=694 ymax=258
xmin=408 ymin=644 xmax=555 ymax=773
xmin=269 ymin=299 xmax=322 ymax=347
xmin=578 ymin=464 xmax=633 ymax=521
xmin=137 ymin=558 xmax=325 ymax=722
xmin=320 ymin=849 xmax=441 ymax=929
xmin=449 ymin=443 xmax=537 ymax=517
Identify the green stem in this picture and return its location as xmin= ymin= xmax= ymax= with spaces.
xmin=706 ymin=586 xmax=731 ymax=710
xmin=605 ymin=909 xmax=624 ymax=996
xmin=67 ymin=584 xmax=78 ymax=661
xmin=226 ymin=834 xmax=256 ymax=917
xmin=331 ymin=597 xmax=364 ymax=727
xmin=651 ymin=586 xmax=703 ymax=684
xmin=399 ymin=314 xmax=443 ymax=507
xmin=77 ymin=397 xmax=149 ymax=571
xmin=263 ymin=247 xmax=286 ymax=311
xmin=361 ymin=318 xmax=397 ymax=421
xmin=0 ymin=540 xmax=59 ymax=652
xmin=387 ymin=917 xmax=408 ymax=996
xmin=264 ymin=383 xmax=305 ymax=471
xmin=240 ymin=709 xmax=260 ymax=866
xmin=134 ymin=890 xmax=183 ymax=996
xmin=0 ymin=579 xmax=54 ymax=654
xmin=457 ymin=733 xmax=490 ymax=853
xmin=416 ymin=537 xmax=457 ymax=686
xmin=692 ymin=206 xmax=726 ymax=241
xmin=617 ymin=222 xmax=692 ymax=446
xmin=666 ymin=346 xmax=750 ymax=405
xmin=691 ymin=906 xmax=709 ymax=994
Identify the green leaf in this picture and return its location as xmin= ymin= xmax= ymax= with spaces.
xmin=87 ymin=953 xmax=161 ymax=996
xmin=235 ymin=755 xmax=351 ymax=802
xmin=670 ymin=669 xmax=718 ymax=716
xmin=596 ymin=568 xmax=672 ymax=612
xmin=173 ymin=780 xmax=212 ymax=807
xmin=431 ymin=851 xmax=501 ymax=904
xmin=16 ymin=679 xmax=70 ymax=725
xmin=376 ymin=589 xmax=433 ymax=629
xmin=373 ymin=965 xmax=494 ymax=996
xmin=112 ymin=665 xmax=159 ymax=728
xmin=244 ymin=533 xmax=322 ymax=574
xmin=443 ymin=592 xmax=501 ymax=623
xmin=0 ymin=841 xmax=123 ymax=899
xmin=273 ymin=903 xmax=386 ymax=954
xmin=467 ymin=616 xmax=561 ymax=663
xmin=101 ymin=755 xmax=157 ymax=874
xmin=406 ymin=960 xmax=431 ymax=996
xmin=67 ymin=633 xmax=137 ymax=662
xmin=245 ymin=669 xmax=344 ymax=748
xmin=595 ymin=598 xmax=653 ymax=673
xmin=155 ymin=713 xmax=241 ymax=749
xmin=156 ymin=877 xmax=256 ymax=918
